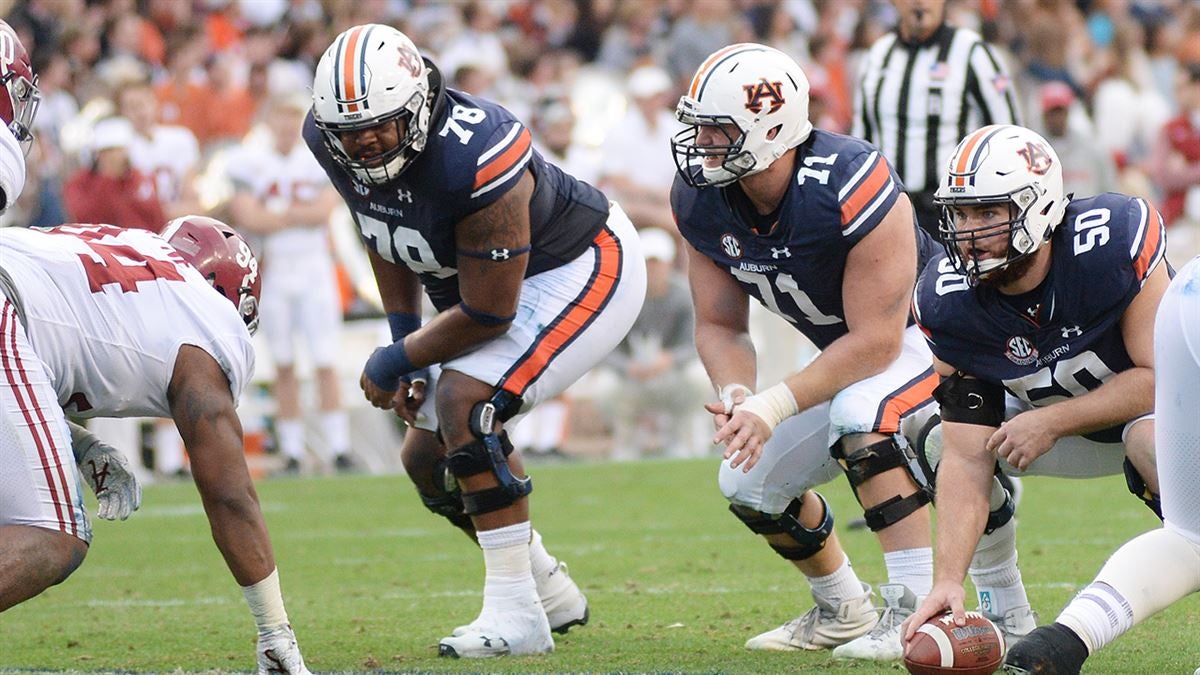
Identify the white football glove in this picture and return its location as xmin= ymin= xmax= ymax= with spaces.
xmin=257 ymin=624 xmax=312 ymax=675
xmin=76 ymin=439 xmax=142 ymax=521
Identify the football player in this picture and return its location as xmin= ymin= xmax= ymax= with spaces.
xmin=0 ymin=217 xmax=311 ymax=673
xmin=0 ymin=19 xmax=36 ymax=213
xmin=1003 ymin=255 xmax=1200 ymax=675
xmin=901 ymin=125 xmax=1170 ymax=654
xmin=671 ymin=43 xmax=944 ymax=660
xmin=306 ymin=25 xmax=646 ymax=657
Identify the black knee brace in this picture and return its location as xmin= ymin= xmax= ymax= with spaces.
xmin=445 ymin=398 xmax=533 ymax=516
xmin=729 ymin=492 xmax=835 ymax=561
xmin=833 ymin=437 xmax=932 ymax=532
xmin=419 ymin=490 xmax=473 ymax=531
xmin=1123 ymin=458 xmax=1163 ymax=520
xmin=984 ymin=483 xmax=1016 ymax=535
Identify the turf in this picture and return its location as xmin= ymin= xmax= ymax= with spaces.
xmin=2 ymin=457 xmax=1196 ymax=673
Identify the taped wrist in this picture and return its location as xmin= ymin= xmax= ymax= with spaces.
xmin=736 ymin=382 xmax=799 ymax=430
xmin=718 ymin=383 xmax=754 ymax=414
xmin=933 ymin=372 xmax=1005 ymax=427
xmin=241 ymin=568 xmax=290 ymax=634
xmin=364 ymin=340 xmax=416 ymax=390
xmin=386 ymin=312 xmax=422 ymax=342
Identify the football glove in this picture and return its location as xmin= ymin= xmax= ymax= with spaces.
xmin=76 ymin=438 xmax=142 ymax=521
xmin=257 ymin=624 xmax=312 ymax=675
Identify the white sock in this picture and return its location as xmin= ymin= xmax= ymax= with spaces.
xmin=529 ymin=528 xmax=557 ymax=579
xmin=1056 ymin=581 xmax=1134 ymax=654
xmin=809 ymin=555 xmax=866 ymax=606
xmin=276 ymin=419 xmax=305 ymax=460
xmin=477 ymin=522 xmax=535 ymax=610
xmin=320 ymin=410 xmax=350 ymax=459
xmin=154 ymin=422 xmax=185 ymax=474
xmin=884 ymin=547 xmax=933 ymax=597
xmin=969 ymin=517 xmax=1030 ymax=617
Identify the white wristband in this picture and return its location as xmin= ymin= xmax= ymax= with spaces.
xmin=736 ymin=382 xmax=799 ymax=431
xmin=241 ymin=568 xmax=290 ymax=634
xmin=718 ymin=383 xmax=754 ymax=414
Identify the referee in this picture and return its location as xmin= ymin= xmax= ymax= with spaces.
xmin=853 ymin=0 xmax=1020 ymax=235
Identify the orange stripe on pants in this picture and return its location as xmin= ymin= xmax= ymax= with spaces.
xmin=500 ymin=227 xmax=621 ymax=397
xmin=874 ymin=369 xmax=939 ymax=435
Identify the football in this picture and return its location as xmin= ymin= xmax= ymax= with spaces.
xmin=904 ymin=611 xmax=1006 ymax=675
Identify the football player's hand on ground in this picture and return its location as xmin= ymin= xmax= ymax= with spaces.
xmin=987 ymin=408 xmax=1059 ymax=472
xmin=76 ymin=439 xmax=142 ymax=521
xmin=713 ymin=409 xmax=772 ymax=473
xmin=256 ymin=624 xmax=312 ymax=675
xmin=901 ymin=581 xmax=968 ymax=650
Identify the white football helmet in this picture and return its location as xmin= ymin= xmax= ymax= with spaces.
xmin=311 ymin=24 xmax=433 ymax=185
xmin=933 ymin=124 xmax=1068 ymax=282
xmin=672 ymin=43 xmax=813 ymax=187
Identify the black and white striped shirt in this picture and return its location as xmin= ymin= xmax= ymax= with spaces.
xmin=853 ymin=25 xmax=1020 ymax=198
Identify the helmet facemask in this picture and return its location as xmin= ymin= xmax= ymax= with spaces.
xmin=672 ymin=102 xmax=755 ymax=188
xmin=936 ymin=184 xmax=1048 ymax=286
xmin=315 ymin=89 xmax=429 ymax=185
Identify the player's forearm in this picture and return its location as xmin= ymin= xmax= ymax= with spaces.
xmin=404 ymin=307 xmax=509 ymax=368
xmin=781 ymin=329 xmax=900 ymax=413
xmin=695 ymin=322 xmax=756 ymax=390
xmin=933 ymin=447 xmax=995 ymax=585
xmin=1042 ymin=367 xmax=1153 ymax=438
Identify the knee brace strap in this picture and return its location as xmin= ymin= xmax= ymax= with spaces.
xmin=419 ymin=491 xmax=473 ymax=530
xmin=1123 ymin=458 xmax=1163 ymax=521
xmin=447 ymin=399 xmax=532 ymax=516
xmin=834 ymin=438 xmax=910 ymax=489
xmin=983 ymin=490 xmax=1015 ymax=535
xmin=729 ymin=493 xmax=835 ymax=561
xmin=863 ymin=490 xmax=932 ymax=532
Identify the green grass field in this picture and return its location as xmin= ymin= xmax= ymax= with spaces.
xmin=2 ymin=457 xmax=1197 ymax=673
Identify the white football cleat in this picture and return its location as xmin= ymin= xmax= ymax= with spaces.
xmin=745 ymin=584 xmax=877 ymax=650
xmin=452 ymin=560 xmax=589 ymax=637
xmin=256 ymin=624 xmax=312 ymax=675
xmin=438 ymin=603 xmax=554 ymax=658
xmin=985 ymin=604 xmax=1037 ymax=648
xmin=831 ymin=583 xmax=918 ymax=661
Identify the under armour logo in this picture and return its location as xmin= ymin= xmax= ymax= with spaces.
xmin=1061 ymin=325 xmax=1082 ymax=338
xmin=1025 ymin=304 xmax=1041 ymax=319
xmin=490 ymin=248 xmax=511 ymax=261
xmin=771 ymin=247 xmax=791 ymax=259
xmin=88 ymin=459 xmax=110 ymax=495
xmin=396 ymin=189 xmax=413 ymax=203
xmin=353 ymin=182 xmax=369 ymax=196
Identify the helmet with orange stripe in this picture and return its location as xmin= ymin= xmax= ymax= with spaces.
xmin=312 ymin=24 xmax=432 ymax=185
xmin=933 ymin=125 xmax=1068 ymax=285
xmin=671 ymin=43 xmax=813 ymax=188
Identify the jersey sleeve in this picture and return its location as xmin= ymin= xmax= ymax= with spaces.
xmin=834 ymin=147 xmax=902 ymax=246
xmin=1126 ymin=197 xmax=1167 ymax=287
xmin=464 ymin=120 xmax=534 ymax=210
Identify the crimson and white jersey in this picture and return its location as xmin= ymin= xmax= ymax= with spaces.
xmin=224 ymin=139 xmax=333 ymax=261
xmin=128 ymin=125 xmax=200 ymax=204
xmin=0 ymin=225 xmax=254 ymax=418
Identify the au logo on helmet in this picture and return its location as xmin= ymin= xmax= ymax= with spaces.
xmin=742 ymin=78 xmax=786 ymax=114
xmin=1017 ymin=141 xmax=1053 ymax=175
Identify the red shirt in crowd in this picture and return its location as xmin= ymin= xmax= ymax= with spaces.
xmin=1152 ymin=114 xmax=1200 ymax=226
xmin=63 ymin=168 xmax=166 ymax=232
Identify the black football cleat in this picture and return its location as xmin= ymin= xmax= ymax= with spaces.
xmin=1003 ymin=623 xmax=1088 ymax=675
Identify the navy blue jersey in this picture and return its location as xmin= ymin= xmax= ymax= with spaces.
xmin=304 ymin=83 xmax=609 ymax=311
xmin=673 ymin=129 xmax=931 ymax=350
xmin=915 ymin=193 xmax=1166 ymax=415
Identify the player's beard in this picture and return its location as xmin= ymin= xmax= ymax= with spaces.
xmin=977 ymin=250 xmax=1038 ymax=289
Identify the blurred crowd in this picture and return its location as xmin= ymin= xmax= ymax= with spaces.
xmin=4 ymin=0 xmax=1200 ymax=466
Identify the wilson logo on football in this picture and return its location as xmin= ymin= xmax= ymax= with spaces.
xmin=742 ymin=78 xmax=785 ymax=114
xmin=1005 ymin=335 xmax=1038 ymax=366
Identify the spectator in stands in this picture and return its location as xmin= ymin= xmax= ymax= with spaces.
xmin=225 ymin=94 xmax=354 ymax=475
xmin=117 ymin=79 xmax=203 ymax=219
xmin=1149 ymin=63 xmax=1200 ymax=228
xmin=1039 ymin=81 xmax=1118 ymax=198
xmin=598 ymin=65 xmax=678 ymax=232
xmin=63 ymin=116 xmax=163 ymax=232
xmin=531 ymin=97 xmax=601 ymax=186
xmin=599 ymin=227 xmax=702 ymax=460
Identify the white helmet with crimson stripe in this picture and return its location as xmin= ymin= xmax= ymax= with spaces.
xmin=934 ymin=124 xmax=1067 ymax=283
xmin=312 ymin=24 xmax=432 ymax=185
xmin=671 ymin=43 xmax=813 ymax=188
